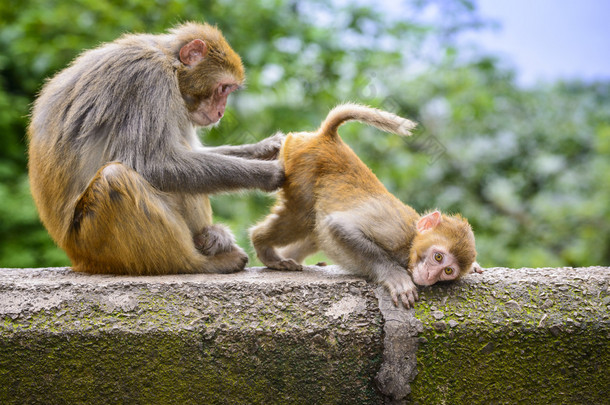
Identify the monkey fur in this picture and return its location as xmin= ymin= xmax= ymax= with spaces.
xmin=28 ymin=22 xmax=284 ymax=275
xmin=250 ymin=104 xmax=478 ymax=307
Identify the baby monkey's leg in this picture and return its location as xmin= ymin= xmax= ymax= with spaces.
xmin=277 ymin=236 xmax=318 ymax=264
xmin=322 ymin=213 xmax=418 ymax=308
xmin=250 ymin=210 xmax=309 ymax=271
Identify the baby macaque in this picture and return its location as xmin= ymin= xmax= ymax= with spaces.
xmin=250 ymin=104 xmax=478 ymax=307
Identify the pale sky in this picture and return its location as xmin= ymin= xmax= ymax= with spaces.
xmin=474 ymin=0 xmax=610 ymax=85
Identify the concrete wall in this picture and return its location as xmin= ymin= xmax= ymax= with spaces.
xmin=0 ymin=266 xmax=608 ymax=404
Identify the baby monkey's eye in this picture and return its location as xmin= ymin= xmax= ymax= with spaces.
xmin=444 ymin=267 xmax=454 ymax=275
xmin=434 ymin=252 xmax=443 ymax=262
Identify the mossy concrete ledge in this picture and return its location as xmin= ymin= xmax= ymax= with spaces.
xmin=0 ymin=266 xmax=608 ymax=404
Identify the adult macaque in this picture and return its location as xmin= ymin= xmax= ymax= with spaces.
xmin=250 ymin=104 xmax=479 ymax=308
xmin=28 ymin=22 xmax=284 ymax=275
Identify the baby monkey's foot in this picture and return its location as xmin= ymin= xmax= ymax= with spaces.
xmin=255 ymin=247 xmax=303 ymax=271
xmin=383 ymin=273 xmax=419 ymax=309
xmin=268 ymin=258 xmax=303 ymax=272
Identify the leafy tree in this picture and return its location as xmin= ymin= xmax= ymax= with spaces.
xmin=0 ymin=0 xmax=607 ymax=268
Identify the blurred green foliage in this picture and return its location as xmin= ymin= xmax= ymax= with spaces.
xmin=0 ymin=0 xmax=608 ymax=268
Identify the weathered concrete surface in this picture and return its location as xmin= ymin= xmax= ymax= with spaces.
xmin=0 ymin=266 xmax=609 ymax=404
xmin=0 ymin=266 xmax=383 ymax=404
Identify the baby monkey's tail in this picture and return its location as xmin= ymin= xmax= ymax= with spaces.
xmin=319 ymin=103 xmax=417 ymax=140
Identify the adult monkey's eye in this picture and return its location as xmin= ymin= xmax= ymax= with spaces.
xmin=220 ymin=84 xmax=232 ymax=95
xmin=434 ymin=252 xmax=443 ymax=262
xmin=444 ymin=267 xmax=454 ymax=275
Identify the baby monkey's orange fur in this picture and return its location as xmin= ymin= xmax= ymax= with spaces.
xmin=251 ymin=104 xmax=478 ymax=307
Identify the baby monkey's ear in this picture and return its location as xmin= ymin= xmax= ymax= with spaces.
xmin=416 ymin=210 xmax=442 ymax=233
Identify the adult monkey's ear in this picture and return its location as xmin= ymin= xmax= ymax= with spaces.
xmin=180 ymin=39 xmax=208 ymax=66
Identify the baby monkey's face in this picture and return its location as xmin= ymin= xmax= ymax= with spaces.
xmin=409 ymin=210 xmax=478 ymax=287
xmin=411 ymin=245 xmax=461 ymax=286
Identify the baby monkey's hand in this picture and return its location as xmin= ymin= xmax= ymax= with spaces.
xmin=383 ymin=272 xmax=419 ymax=309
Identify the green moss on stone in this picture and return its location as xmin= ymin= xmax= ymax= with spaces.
xmin=410 ymin=276 xmax=610 ymax=404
